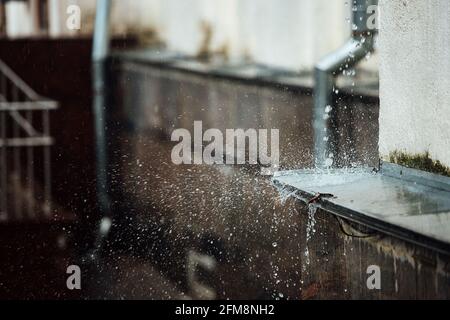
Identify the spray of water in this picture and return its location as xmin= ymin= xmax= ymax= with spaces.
xmin=303 ymin=203 xmax=318 ymax=271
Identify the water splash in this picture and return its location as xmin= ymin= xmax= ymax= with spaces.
xmin=303 ymin=203 xmax=318 ymax=270
xmin=275 ymin=185 xmax=298 ymax=205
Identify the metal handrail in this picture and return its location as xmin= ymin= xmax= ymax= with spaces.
xmin=0 ymin=59 xmax=40 ymax=100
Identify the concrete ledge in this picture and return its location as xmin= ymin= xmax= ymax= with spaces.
xmin=110 ymin=48 xmax=379 ymax=100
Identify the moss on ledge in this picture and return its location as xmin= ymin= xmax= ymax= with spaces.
xmin=389 ymin=151 xmax=450 ymax=177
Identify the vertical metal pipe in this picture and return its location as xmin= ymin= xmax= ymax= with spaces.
xmin=313 ymin=69 xmax=336 ymax=168
xmin=91 ymin=0 xmax=112 ymax=254
xmin=313 ymin=0 xmax=378 ymax=169
xmin=92 ymin=0 xmax=112 ymax=64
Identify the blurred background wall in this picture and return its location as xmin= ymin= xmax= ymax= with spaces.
xmin=0 ymin=0 xmax=381 ymax=72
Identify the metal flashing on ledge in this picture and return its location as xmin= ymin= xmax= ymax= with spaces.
xmin=273 ymin=165 xmax=450 ymax=256
xmin=381 ymin=161 xmax=450 ymax=193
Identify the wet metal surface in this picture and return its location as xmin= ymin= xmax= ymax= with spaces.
xmin=273 ymin=165 xmax=450 ymax=255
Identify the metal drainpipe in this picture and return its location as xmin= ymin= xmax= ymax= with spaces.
xmin=91 ymin=0 xmax=112 ymax=257
xmin=313 ymin=0 xmax=378 ymax=169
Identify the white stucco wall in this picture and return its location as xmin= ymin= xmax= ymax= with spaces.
xmin=378 ymin=0 xmax=450 ymax=167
